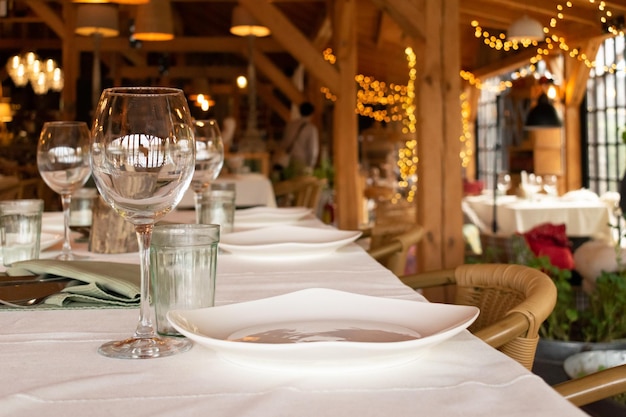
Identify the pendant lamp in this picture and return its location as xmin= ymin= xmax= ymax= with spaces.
xmin=525 ymin=93 xmax=562 ymax=129
xmin=134 ymin=0 xmax=174 ymax=41
xmin=508 ymin=15 xmax=544 ymax=43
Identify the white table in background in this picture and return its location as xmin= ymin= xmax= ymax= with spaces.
xmin=178 ymin=173 xmax=276 ymax=208
xmin=464 ymin=194 xmax=611 ymax=239
xmin=0 ymin=216 xmax=589 ymax=417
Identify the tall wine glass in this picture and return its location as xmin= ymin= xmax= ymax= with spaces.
xmin=496 ymin=172 xmax=511 ymax=196
xmin=90 ymin=87 xmax=195 ymax=359
xmin=37 ymin=121 xmax=92 ymax=260
xmin=190 ymin=119 xmax=224 ymax=223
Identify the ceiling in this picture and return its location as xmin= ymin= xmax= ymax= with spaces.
xmin=0 ymin=0 xmax=624 ymax=118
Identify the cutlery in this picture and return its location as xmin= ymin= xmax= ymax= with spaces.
xmin=0 ymin=279 xmax=73 ymax=307
xmin=0 ymin=275 xmax=74 ymax=287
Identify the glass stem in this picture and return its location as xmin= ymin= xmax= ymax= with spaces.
xmin=194 ymin=191 xmax=203 ymax=224
xmin=134 ymin=224 xmax=156 ymax=339
xmin=60 ymin=194 xmax=72 ymax=259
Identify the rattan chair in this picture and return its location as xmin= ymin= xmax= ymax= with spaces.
xmin=552 ymin=363 xmax=626 ymax=407
xmin=367 ymin=223 xmax=425 ymax=276
xmin=399 ymin=263 xmax=557 ymax=370
xmin=273 ymin=175 xmax=326 ymax=210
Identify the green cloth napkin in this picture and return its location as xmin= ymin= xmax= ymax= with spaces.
xmin=7 ymin=260 xmax=140 ymax=307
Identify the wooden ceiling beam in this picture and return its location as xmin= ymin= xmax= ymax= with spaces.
xmin=24 ymin=0 xmax=65 ymax=40
xmin=369 ymin=0 xmax=426 ymax=41
xmin=74 ymin=36 xmax=284 ymax=53
xmin=237 ymin=0 xmax=341 ymax=94
xmin=252 ymin=49 xmax=305 ymax=105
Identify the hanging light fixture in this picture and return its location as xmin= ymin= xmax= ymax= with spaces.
xmin=72 ymin=0 xmax=149 ymax=4
xmin=525 ymin=93 xmax=562 ymax=129
xmin=133 ymin=0 xmax=174 ymax=42
xmin=75 ymin=3 xmax=119 ymax=37
xmin=5 ymin=51 xmax=64 ymax=95
xmin=508 ymin=15 xmax=545 ymax=43
xmin=75 ymin=3 xmax=119 ymax=110
xmin=230 ymin=5 xmax=270 ymax=152
xmin=230 ymin=5 xmax=270 ymax=37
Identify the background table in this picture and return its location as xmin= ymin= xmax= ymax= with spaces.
xmin=464 ymin=194 xmax=611 ymax=239
xmin=178 ymin=173 xmax=276 ymax=209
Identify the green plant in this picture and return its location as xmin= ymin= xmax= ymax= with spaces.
xmin=523 ymin=249 xmax=626 ymax=342
xmin=473 ymin=233 xmax=626 ymax=342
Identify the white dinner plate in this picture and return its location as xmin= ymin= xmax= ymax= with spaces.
xmin=167 ymin=288 xmax=480 ymax=371
xmin=40 ymin=232 xmax=63 ymax=250
xmin=235 ymin=207 xmax=312 ymax=228
xmin=219 ymin=225 xmax=362 ymax=258
xmin=564 ymin=350 xmax=626 ymax=379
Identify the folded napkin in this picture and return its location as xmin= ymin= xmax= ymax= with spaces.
xmin=7 ymin=260 xmax=140 ymax=307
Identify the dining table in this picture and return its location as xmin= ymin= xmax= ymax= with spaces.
xmin=463 ymin=193 xmax=612 ymax=240
xmin=0 ymin=209 xmax=591 ymax=417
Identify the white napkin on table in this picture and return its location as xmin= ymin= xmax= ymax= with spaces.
xmin=7 ymin=260 xmax=140 ymax=307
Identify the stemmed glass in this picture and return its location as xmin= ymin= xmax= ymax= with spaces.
xmin=496 ymin=172 xmax=511 ymax=196
xmin=90 ymin=87 xmax=196 ymax=359
xmin=36 ymin=121 xmax=92 ymax=260
xmin=190 ymin=119 xmax=224 ymax=223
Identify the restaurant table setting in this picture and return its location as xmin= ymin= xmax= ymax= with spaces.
xmin=0 ymin=207 xmax=592 ymax=417
xmin=0 ymin=87 xmax=590 ymax=416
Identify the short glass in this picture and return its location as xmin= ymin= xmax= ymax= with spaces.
xmin=199 ymin=182 xmax=236 ymax=233
xmin=0 ymin=199 xmax=44 ymax=266
xmin=150 ymin=223 xmax=220 ymax=336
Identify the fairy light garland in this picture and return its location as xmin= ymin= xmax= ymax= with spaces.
xmin=468 ymin=0 xmax=623 ymax=87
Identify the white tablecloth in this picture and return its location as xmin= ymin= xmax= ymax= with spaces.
xmin=0 ymin=215 xmax=589 ymax=417
xmin=179 ymin=173 xmax=276 ymax=208
xmin=464 ymin=194 xmax=611 ymax=239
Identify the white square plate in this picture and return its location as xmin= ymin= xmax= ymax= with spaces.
xmin=168 ymin=288 xmax=479 ymax=371
xmin=219 ymin=225 xmax=362 ymax=258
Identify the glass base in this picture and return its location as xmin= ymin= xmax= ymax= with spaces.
xmin=55 ymin=252 xmax=89 ymax=261
xmin=98 ymin=336 xmax=193 ymax=359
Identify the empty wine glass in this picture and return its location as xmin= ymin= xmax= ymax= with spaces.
xmin=523 ymin=173 xmax=543 ymax=200
xmin=36 ymin=121 xmax=92 ymax=260
xmin=190 ymin=119 xmax=224 ymax=223
xmin=90 ymin=87 xmax=195 ymax=359
xmin=496 ymin=172 xmax=511 ymax=195
xmin=543 ymin=174 xmax=558 ymax=196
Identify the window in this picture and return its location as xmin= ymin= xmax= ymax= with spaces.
xmin=585 ymin=34 xmax=626 ymax=195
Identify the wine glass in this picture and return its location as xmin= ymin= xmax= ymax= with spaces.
xmin=543 ymin=174 xmax=558 ymax=196
xmin=90 ymin=87 xmax=196 ymax=359
xmin=496 ymin=172 xmax=511 ymax=196
xmin=36 ymin=121 xmax=92 ymax=260
xmin=190 ymin=119 xmax=224 ymax=223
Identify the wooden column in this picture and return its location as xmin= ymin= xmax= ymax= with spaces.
xmin=563 ymin=38 xmax=602 ymax=192
xmin=61 ymin=3 xmax=78 ymax=120
xmin=416 ymin=0 xmax=463 ymax=286
xmin=332 ymin=0 xmax=359 ymax=230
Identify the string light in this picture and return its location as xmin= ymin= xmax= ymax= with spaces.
xmin=469 ymin=0 xmax=622 ymax=75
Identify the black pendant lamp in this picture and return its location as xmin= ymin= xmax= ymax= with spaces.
xmin=525 ymin=93 xmax=562 ymax=129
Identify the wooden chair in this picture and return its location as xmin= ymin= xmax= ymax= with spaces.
xmin=367 ymin=223 xmax=425 ymax=276
xmin=552 ymin=363 xmax=626 ymax=407
xmin=273 ymin=175 xmax=327 ymax=210
xmin=398 ymin=263 xmax=557 ymax=370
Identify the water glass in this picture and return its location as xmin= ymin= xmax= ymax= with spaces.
xmin=70 ymin=187 xmax=98 ymax=228
xmin=150 ymin=224 xmax=220 ymax=336
xmin=199 ymin=182 xmax=236 ymax=233
xmin=0 ymin=199 xmax=44 ymax=266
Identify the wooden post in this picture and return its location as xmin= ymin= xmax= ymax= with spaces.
xmin=332 ymin=0 xmax=359 ymax=230
xmin=416 ymin=0 xmax=464 ymax=301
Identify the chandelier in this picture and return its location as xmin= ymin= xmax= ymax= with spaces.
xmin=5 ymin=51 xmax=64 ymax=95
